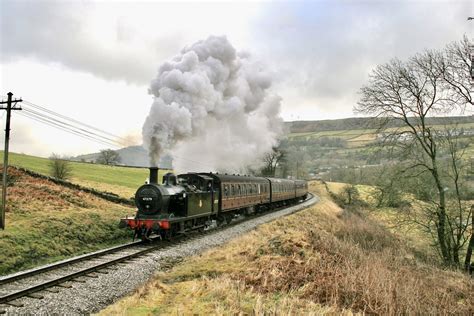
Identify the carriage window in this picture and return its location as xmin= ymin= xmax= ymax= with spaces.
xmin=224 ymin=184 xmax=229 ymax=197
xmin=231 ymin=184 xmax=235 ymax=196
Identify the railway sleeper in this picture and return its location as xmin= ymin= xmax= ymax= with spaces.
xmin=5 ymin=300 xmax=23 ymax=307
xmin=84 ymin=274 xmax=99 ymax=278
xmin=26 ymin=293 xmax=44 ymax=300
xmin=56 ymin=283 xmax=73 ymax=288
xmin=44 ymin=288 xmax=60 ymax=293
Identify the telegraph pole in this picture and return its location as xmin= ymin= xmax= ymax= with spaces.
xmin=0 ymin=92 xmax=22 ymax=230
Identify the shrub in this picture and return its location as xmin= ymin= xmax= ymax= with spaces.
xmin=48 ymin=153 xmax=73 ymax=180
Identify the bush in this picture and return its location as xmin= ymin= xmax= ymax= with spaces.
xmin=343 ymin=185 xmax=359 ymax=204
xmin=49 ymin=153 xmax=72 ymax=180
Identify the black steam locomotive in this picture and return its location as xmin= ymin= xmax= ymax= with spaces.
xmin=120 ymin=167 xmax=308 ymax=239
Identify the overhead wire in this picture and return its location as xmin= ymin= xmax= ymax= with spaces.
xmin=22 ymin=106 xmax=123 ymax=146
xmin=17 ymin=111 xmax=120 ymax=148
xmin=22 ymin=100 xmax=128 ymax=142
xmin=13 ymin=98 xmax=217 ymax=170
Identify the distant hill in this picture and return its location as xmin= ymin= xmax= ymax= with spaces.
xmin=73 ymin=145 xmax=172 ymax=168
xmin=74 ymin=116 xmax=474 ymax=167
xmin=285 ymin=116 xmax=474 ymax=133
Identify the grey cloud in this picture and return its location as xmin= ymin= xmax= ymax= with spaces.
xmin=252 ymin=0 xmax=472 ymax=111
xmin=0 ymin=0 xmax=177 ymax=85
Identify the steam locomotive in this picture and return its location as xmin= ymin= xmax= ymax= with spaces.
xmin=120 ymin=167 xmax=308 ymax=240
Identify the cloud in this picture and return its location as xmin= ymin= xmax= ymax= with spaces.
xmin=0 ymin=1 xmax=177 ymax=85
xmin=251 ymin=0 xmax=471 ymax=115
xmin=1 ymin=0 xmax=470 ymax=122
xmin=0 ymin=1 xmax=260 ymax=86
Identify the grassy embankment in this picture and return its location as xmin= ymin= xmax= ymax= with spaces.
xmin=0 ymin=153 xmax=171 ymax=275
xmin=0 ymin=167 xmax=141 ymax=275
xmin=0 ymin=152 xmax=171 ymax=198
xmin=100 ymin=182 xmax=473 ymax=315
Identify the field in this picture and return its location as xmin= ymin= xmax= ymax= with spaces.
xmin=99 ymin=182 xmax=473 ymax=315
xmin=0 ymin=152 xmax=171 ymax=198
xmin=284 ymin=119 xmax=474 ymax=181
xmin=0 ymin=167 xmax=137 ymax=275
xmin=288 ymin=122 xmax=474 ymax=149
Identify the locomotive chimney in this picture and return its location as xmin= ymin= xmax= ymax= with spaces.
xmin=149 ymin=167 xmax=159 ymax=184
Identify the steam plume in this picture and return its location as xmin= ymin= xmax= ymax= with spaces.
xmin=142 ymin=35 xmax=283 ymax=172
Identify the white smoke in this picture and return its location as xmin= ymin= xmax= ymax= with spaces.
xmin=142 ymin=35 xmax=283 ymax=172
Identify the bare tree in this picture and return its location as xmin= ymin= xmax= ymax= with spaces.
xmin=49 ymin=153 xmax=73 ymax=180
xmin=437 ymin=36 xmax=473 ymax=108
xmin=356 ymin=48 xmax=473 ymax=267
xmin=443 ymin=129 xmax=474 ymax=268
xmin=96 ymin=149 xmax=121 ymax=165
xmin=261 ymin=147 xmax=285 ymax=177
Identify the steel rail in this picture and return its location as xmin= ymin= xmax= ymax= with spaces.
xmin=0 ymin=240 xmax=170 ymax=305
xmin=0 ymin=239 xmax=148 ymax=285
xmin=0 ymin=193 xmax=316 ymax=307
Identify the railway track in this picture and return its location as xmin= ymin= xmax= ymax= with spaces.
xmin=0 ymin=193 xmax=315 ymax=311
xmin=0 ymin=238 xmax=170 ymax=308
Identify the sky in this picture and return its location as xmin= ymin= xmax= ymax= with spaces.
xmin=0 ymin=0 xmax=472 ymax=158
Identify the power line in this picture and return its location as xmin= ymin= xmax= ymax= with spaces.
xmin=22 ymin=106 xmax=123 ymax=146
xmin=20 ymin=109 xmax=121 ymax=147
xmin=11 ymin=97 xmax=218 ymax=170
xmin=22 ymin=100 xmax=128 ymax=142
xmin=17 ymin=112 xmax=120 ymax=148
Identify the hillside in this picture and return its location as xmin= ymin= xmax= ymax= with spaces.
xmin=0 ymin=152 xmax=171 ymax=199
xmin=74 ymin=146 xmax=173 ymax=168
xmin=0 ymin=167 xmax=134 ymax=275
xmin=280 ymin=116 xmax=474 ymax=180
xmin=99 ymin=182 xmax=473 ymax=315
xmin=286 ymin=115 xmax=474 ymax=133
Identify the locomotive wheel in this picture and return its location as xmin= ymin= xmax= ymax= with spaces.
xmin=224 ymin=213 xmax=233 ymax=224
xmin=135 ymin=227 xmax=152 ymax=242
xmin=216 ymin=215 xmax=226 ymax=227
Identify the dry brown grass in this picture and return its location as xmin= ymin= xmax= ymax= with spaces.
xmin=100 ymin=182 xmax=473 ymax=315
xmin=0 ymin=167 xmax=132 ymax=274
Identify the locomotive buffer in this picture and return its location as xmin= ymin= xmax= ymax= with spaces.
xmin=0 ymin=92 xmax=22 ymax=230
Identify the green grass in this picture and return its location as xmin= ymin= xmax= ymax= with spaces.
xmin=0 ymin=167 xmax=137 ymax=275
xmin=1 ymin=210 xmax=131 ymax=275
xmin=288 ymin=129 xmax=376 ymax=140
xmin=0 ymin=152 xmax=171 ymax=198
